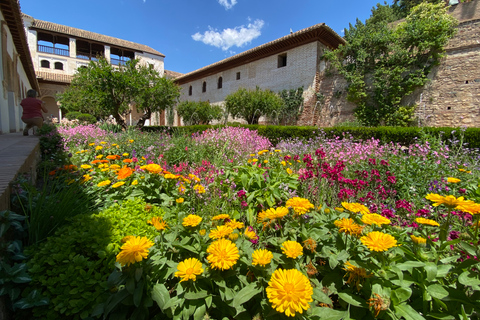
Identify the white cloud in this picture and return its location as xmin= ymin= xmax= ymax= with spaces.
xmin=218 ymin=0 xmax=237 ymax=10
xmin=192 ymin=19 xmax=264 ymax=51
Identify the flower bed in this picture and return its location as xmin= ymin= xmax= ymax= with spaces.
xmin=10 ymin=125 xmax=480 ymax=319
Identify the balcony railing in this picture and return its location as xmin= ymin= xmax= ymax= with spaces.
xmin=38 ymin=45 xmax=69 ymax=57
xmin=110 ymin=57 xmax=130 ymax=66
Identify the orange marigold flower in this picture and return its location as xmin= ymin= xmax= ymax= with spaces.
xmin=334 ymin=218 xmax=363 ymax=236
xmin=106 ymin=155 xmax=121 ymax=160
xmin=281 ymin=240 xmax=303 ymax=259
xmin=117 ymin=166 xmax=134 ymax=180
xmin=415 ymin=217 xmax=440 ymax=226
xmin=343 ymin=261 xmax=371 ymax=291
xmin=147 ymin=217 xmax=168 ymax=231
xmin=342 ymin=202 xmax=370 ymax=215
xmin=286 ymin=197 xmax=314 ymax=215
xmin=123 ymin=159 xmax=133 ymax=163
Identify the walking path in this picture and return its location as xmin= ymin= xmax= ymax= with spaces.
xmin=0 ymin=133 xmax=40 ymax=211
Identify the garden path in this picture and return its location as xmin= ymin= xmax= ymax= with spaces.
xmin=0 ymin=133 xmax=40 ymax=211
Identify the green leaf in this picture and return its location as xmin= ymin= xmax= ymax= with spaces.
xmin=458 ymin=271 xmax=480 ymax=287
xmin=426 ymin=313 xmax=455 ymax=319
xmin=193 ymin=304 xmax=207 ymax=320
xmin=391 ymin=287 xmax=412 ymax=304
xmin=232 ymin=283 xmax=262 ymax=309
xmin=337 ymin=292 xmax=366 ymax=307
xmin=152 ymin=284 xmax=170 ymax=310
xmin=310 ymin=307 xmax=348 ymax=320
xmin=312 ymin=288 xmax=332 ymax=305
xmin=133 ymin=281 xmax=144 ymax=307
xmin=395 ymin=261 xmax=425 ymax=270
xmin=184 ymin=289 xmax=209 ymax=300
xmin=427 ymin=284 xmax=449 ymax=299
xmin=395 ymin=303 xmax=427 ymax=320
xmin=424 ymin=262 xmax=437 ymax=281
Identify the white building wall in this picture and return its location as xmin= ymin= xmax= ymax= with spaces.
xmin=135 ymin=52 xmax=165 ymax=76
xmin=177 ymin=41 xmax=322 ymax=125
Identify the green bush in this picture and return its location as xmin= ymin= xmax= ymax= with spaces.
xmin=176 ymin=100 xmax=223 ymax=125
xmin=23 ymin=199 xmax=164 ymax=320
xmin=64 ymin=112 xmax=97 ymax=124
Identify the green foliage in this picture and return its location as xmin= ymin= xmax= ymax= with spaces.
xmin=23 ymin=199 xmax=164 ymax=319
xmin=277 ymin=87 xmax=304 ymax=125
xmin=324 ymin=2 xmax=457 ymax=126
xmin=57 ymin=58 xmax=180 ymax=130
xmin=176 ymin=100 xmax=223 ymax=125
xmin=64 ymin=112 xmax=97 ymax=124
xmin=225 ymin=87 xmax=285 ymax=124
xmin=393 ymin=0 xmax=444 ymax=17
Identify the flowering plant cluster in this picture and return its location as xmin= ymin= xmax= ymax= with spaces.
xmin=18 ymin=126 xmax=480 ymax=320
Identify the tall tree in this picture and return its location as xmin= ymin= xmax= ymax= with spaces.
xmin=58 ymin=58 xmax=179 ymax=129
xmin=325 ymin=2 xmax=457 ymax=126
xmin=224 ymin=87 xmax=284 ymax=125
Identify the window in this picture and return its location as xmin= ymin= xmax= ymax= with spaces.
xmin=188 ymin=85 xmax=192 ymax=96
xmin=202 ymin=81 xmax=207 ymax=93
xmin=236 ymin=72 xmax=241 ymax=80
xmin=37 ymin=32 xmax=69 ymax=56
xmin=54 ymin=62 xmax=64 ymax=70
xmin=76 ymin=40 xmax=105 ymax=60
xmin=278 ymin=53 xmax=287 ymax=68
xmin=40 ymin=60 xmax=50 ymax=68
xmin=217 ymin=77 xmax=223 ymax=89
xmin=110 ymin=47 xmax=135 ymax=66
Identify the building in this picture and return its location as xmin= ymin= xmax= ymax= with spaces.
xmin=174 ymin=23 xmax=355 ymax=127
xmin=0 ymin=0 xmax=39 ymax=134
xmin=21 ymin=13 xmax=166 ymax=124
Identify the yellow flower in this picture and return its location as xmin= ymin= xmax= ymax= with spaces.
xmin=199 ymin=229 xmax=206 ymax=236
xmin=131 ymin=180 xmax=138 ymax=185
xmin=112 ymin=144 xmax=118 ymax=147
xmin=410 ymin=235 xmax=427 ymax=245
xmin=112 ymin=181 xmax=125 ymax=188
xmin=229 ymin=233 xmax=239 ymax=241
xmin=209 ymin=225 xmax=234 ymax=239
xmin=147 ymin=217 xmax=168 ymax=231
xmin=258 ymin=207 xmax=289 ymax=222
xmin=110 ymin=164 xmax=121 ymax=170
xmin=212 ymin=214 xmax=230 ymax=221
xmin=252 ymin=249 xmax=273 ymax=267
xmin=115 ymin=236 xmax=154 ymax=266
xmin=286 ymin=168 xmax=293 ymax=175
xmin=97 ymin=180 xmax=111 ymax=187
xmin=457 ymin=202 xmax=480 ymax=215
xmin=129 ymin=139 xmax=134 ymax=143
xmin=81 ymin=164 xmax=92 ymax=169
xmin=447 ymin=177 xmax=461 ymax=183
xmin=174 ymin=258 xmax=203 ymax=282
xmin=343 ymin=261 xmax=371 ymax=291
xmin=188 ymin=174 xmax=201 ymax=182
xmin=361 ymin=214 xmax=391 ymax=226
xmin=286 ymin=197 xmax=314 ymax=215
xmin=275 ymin=149 xmax=281 ymax=153
xmin=281 ymin=240 xmax=303 ymax=259
xmin=81 ymin=174 xmax=92 ymax=183
xmin=206 ymin=238 xmax=239 ymax=270
xmin=281 ymin=161 xmax=287 ymax=166
xmin=425 ymin=193 xmax=471 ymax=209
xmin=225 ymin=219 xmax=244 ymax=230
xmin=415 ymin=217 xmax=440 ymax=226
xmin=334 ymin=207 xmax=345 ymax=212
xmin=122 ymin=153 xmax=129 ymax=157
xmin=360 ymin=231 xmax=397 ymax=252
xmin=252 ymin=158 xmax=258 ymax=162
xmin=117 ymin=166 xmax=134 ymax=180
xmin=89 ymin=143 xmax=95 ymax=146
xmin=342 ymin=202 xmax=370 ymax=215
xmin=176 ymin=198 xmax=184 ymax=204
xmin=334 ymin=218 xmax=363 ymax=236
xmin=165 ymin=173 xmax=180 ymax=179
xmin=193 ymin=184 xmax=206 ymax=194
xmin=121 ymin=235 xmax=135 ymax=243
xmin=182 ymin=214 xmax=202 ymax=227
xmin=96 ymin=154 xmax=103 ymax=159
xmin=266 ymin=269 xmax=313 ymax=317
xmin=141 ymin=164 xmax=162 ymax=174
xmin=244 ymin=227 xmax=258 ymax=241
xmin=264 ymin=160 xmax=269 ymax=164
xmin=178 ymin=184 xmax=186 ymax=194
xmin=100 ymin=141 xmax=107 ymax=144
xmin=95 ymin=146 xmax=103 ymax=151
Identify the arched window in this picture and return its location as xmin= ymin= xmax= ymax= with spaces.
xmin=217 ymin=77 xmax=223 ymax=89
xmin=202 ymin=81 xmax=207 ymax=93
xmin=40 ymin=60 xmax=50 ymax=68
xmin=188 ymin=85 xmax=192 ymax=96
xmin=54 ymin=62 xmax=64 ymax=70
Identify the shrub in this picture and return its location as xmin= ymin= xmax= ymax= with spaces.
xmin=176 ymin=100 xmax=223 ymax=125
xmin=23 ymin=199 xmax=164 ymax=320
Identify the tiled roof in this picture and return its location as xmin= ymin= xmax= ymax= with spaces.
xmin=24 ymin=14 xmax=165 ymax=57
xmin=164 ymin=70 xmax=183 ymax=79
xmin=36 ymin=71 xmax=73 ymax=84
xmin=0 ymin=1 xmax=39 ymax=92
xmin=175 ymin=23 xmax=345 ymax=84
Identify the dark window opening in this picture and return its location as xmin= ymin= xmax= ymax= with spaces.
xmin=54 ymin=62 xmax=64 ymax=70
xmin=188 ymin=85 xmax=192 ymax=96
xmin=236 ymin=72 xmax=241 ymax=80
xmin=447 ymin=107 xmax=452 ymax=110
xmin=110 ymin=47 xmax=135 ymax=66
xmin=278 ymin=53 xmax=287 ymax=68
xmin=37 ymin=32 xmax=69 ymax=56
xmin=465 ymin=80 xmax=469 ymax=84
xmin=217 ymin=77 xmax=223 ymax=89
xmin=202 ymin=81 xmax=207 ymax=93
xmin=76 ymin=40 xmax=105 ymax=61
xmin=40 ymin=60 xmax=50 ymax=68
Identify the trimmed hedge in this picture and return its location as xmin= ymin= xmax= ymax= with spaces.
xmin=141 ymin=125 xmax=480 ymax=149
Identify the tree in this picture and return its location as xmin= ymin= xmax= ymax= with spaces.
xmin=393 ymin=0 xmax=444 ymax=17
xmin=277 ymin=87 xmax=304 ymax=125
xmin=224 ymin=87 xmax=284 ymax=125
xmin=57 ymin=57 xmax=180 ymax=129
xmin=176 ymin=100 xmax=223 ymax=125
xmin=324 ymin=2 xmax=457 ymax=126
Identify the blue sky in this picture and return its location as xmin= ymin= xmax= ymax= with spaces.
xmin=19 ymin=0 xmax=387 ymax=74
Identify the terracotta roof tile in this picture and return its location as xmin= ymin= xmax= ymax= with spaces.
xmin=36 ymin=71 xmax=73 ymax=84
xmin=24 ymin=14 xmax=165 ymax=57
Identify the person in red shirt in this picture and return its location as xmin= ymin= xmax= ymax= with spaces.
xmin=20 ymin=89 xmax=48 ymax=136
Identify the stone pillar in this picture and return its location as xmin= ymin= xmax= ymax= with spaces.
xmin=69 ymin=38 xmax=76 ymax=58
xmin=105 ymin=45 xmax=111 ymax=63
